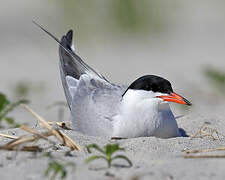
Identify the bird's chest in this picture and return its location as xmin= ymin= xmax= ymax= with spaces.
xmin=112 ymin=96 xmax=179 ymax=138
xmin=112 ymin=99 xmax=162 ymax=138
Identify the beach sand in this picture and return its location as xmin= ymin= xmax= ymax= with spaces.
xmin=0 ymin=104 xmax=225 ymax=180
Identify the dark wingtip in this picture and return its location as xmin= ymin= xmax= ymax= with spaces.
xmin=66 ymin=30 xmax=73 ymax=41
xmin=61 ymin=30 xmax=73 ymax=49
xmin=184 ymin=98 xmax=192 ymax=106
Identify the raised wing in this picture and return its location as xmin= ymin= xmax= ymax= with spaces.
xmin=33 ymin=21 xmax=107 ymax=108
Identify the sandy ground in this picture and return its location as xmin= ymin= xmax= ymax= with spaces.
xmin=1 ymin=106 xmax=225 ymax=180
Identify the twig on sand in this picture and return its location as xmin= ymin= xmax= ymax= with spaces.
xmin=183 ymin=145 xmax=225 ymax=159
xmin=183 ymin=147 xmax=225 ymax=154
xmin=0 ymin=130 xmax=53 ymax=152
xmin=47 ymin=121 xmax=72 ymax=130
xmin=183 ymin=148 xmax=225 ymax=159
xmin=20 ymin=125 xmax=55 ymax=144
xmin=21 ymin=104 xmax=81 ymax=151
xmin=0 ymin=104 xmax=81 ymax=152
xmin=183 ymin=123 xmax=225 ymax=158
xmin=184 ymin=155 xmax=225 ymax=158
xmin=0 ymin=133 xmax=18 ymax=139
xmin=191 ymin=123 xmax=223 ymax=140
xmin=0 ymin=145 xmax=42 ymax=152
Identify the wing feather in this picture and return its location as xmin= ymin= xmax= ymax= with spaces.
xmin=70 ymin=74 xmax=125 ymax=136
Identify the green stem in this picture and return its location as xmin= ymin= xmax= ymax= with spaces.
xmin=107 ymin=159 xmax=111 ymax=168
xmin=107 ymin=155 xmax=111 ymax=168
xmin=0 ymin=100 xmax=28 ymax=120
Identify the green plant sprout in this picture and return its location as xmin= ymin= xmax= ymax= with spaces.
xmin=45 ymin=161 xmax=67 ymax=180
xmin=44 ymin=152 xmax=75 ymax=180
xmin=86 ymin=143 xmax=132 ymax=168
xmin=0 ymin=93 xmax=28 ymax=128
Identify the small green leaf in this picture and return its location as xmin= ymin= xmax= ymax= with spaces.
xmin=0 ymin=93 xmax=9 ymax=112
xmin=112 ymin=155 xmax=132 ymax=167
xmin=105 ymin=144 xmax=124 ymax=157
xmin=4 ymin=117 xmax=15 ymax=124
xmin=86 ymin=144 xmax=105 ymax=154
xmin=85 ymin=155 xmax=107 ymax=164
xmin=0 ymin=99 xmax=29 ymax=120
xmin=85 ymin=143 xmax=131 ymax=168
xmin=14 ymin=124 xmax=21 ymax=128
xmin=61 ymin=169 xmax=67 ymax=179
xmin=0 ymin=94 xmax=29 ymax=127
xmin=45 ymin=161 xmax=67 ymax=180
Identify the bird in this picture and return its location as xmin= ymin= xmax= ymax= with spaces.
xmin=34 ymin=22 xmax=192 ymax=138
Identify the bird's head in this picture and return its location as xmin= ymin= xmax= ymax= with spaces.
xmin=122 ymin=75 xmax=192 ymax=106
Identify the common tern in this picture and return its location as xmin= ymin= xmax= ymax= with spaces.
xmin=34 ymin=22 xmax=192 ymax=138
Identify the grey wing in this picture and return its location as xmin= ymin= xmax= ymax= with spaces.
xmin=33 ymin=23 xmax=126 ymax=136
xmin=68 ymin=74 xmax=126 ymax=136
xmin=59 ymin=30 xmax=108 ymax=108
xmin=33 ymin=23 xmax=109 ymax=109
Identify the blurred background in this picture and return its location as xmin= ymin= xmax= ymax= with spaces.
xmin=0 ymin=0 xmax=225 ymax=126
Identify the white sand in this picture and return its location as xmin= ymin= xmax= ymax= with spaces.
xmin=1 ymin=108 xmax=225 ymax=180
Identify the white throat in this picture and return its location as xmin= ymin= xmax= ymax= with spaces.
xmin=112 ymin=89 xmax=180 ymax=138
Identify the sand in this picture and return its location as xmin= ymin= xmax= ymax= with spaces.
xmin=0 ymin=108 xmax=225 ymax=180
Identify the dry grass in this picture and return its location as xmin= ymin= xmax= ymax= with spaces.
xmin=182 ymin=123 xmax=225 ymax=158
xmin=0 ymin=104 xmax=81 ymax=152
xmin=184 ymin=155 xmax=225 ymax=159
xmin=0 ymin=133 xmax=18 ymax=139
xmin=47 ymin=121 xmax=72 ymax=130
xmin=190 ymin=123 xmax=223 ymax=140
xmin=183 ymin=147 xmax=225 ymax=154
xmin=183 ymin=147 xmax=225 ymax=158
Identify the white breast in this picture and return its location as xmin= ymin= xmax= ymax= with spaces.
xmin=112 ymin=90 xmax=180 ymax=138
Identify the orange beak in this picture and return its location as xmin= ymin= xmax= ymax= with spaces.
xmin=157 ymin=92 xmax=192 ymax=106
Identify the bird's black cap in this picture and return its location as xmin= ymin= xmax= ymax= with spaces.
xmin=122 ymin=75 xmax=173 ymax=97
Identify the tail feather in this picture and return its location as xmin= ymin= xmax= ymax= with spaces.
xmin=59 ymin=30 xmax=101 ymax=80
xmin=33 ymin=21 xmax=106 ymax=108
xmin=59 ymin=30 xmax=106 ymax=108
xmin=59 ymin=30 xmax=80 ymax=79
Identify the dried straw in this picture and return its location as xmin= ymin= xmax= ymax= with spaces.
xmin=0 ymin=133 xmax=18 ymax=139
xmin=21 ymin=104 xmax=81 ymax=151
